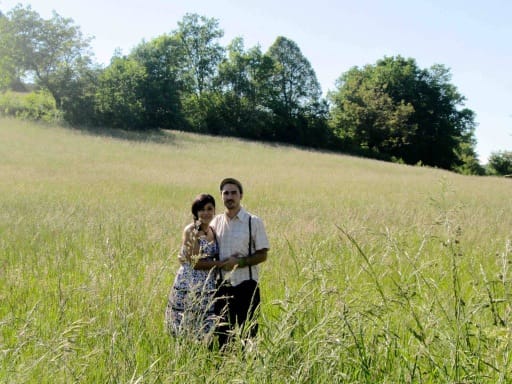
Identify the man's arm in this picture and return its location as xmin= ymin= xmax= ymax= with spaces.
xmin=222 ymin=248 xmax=268 ymax=270
xmin=245 ymin=248 xmax=268 ymax=265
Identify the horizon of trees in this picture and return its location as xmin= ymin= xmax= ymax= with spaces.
xmin=2 ymin=4 xmax=509 ymax=175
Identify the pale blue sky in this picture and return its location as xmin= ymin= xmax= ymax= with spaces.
xmin=2 ymin=0 xmax=511 ymax=163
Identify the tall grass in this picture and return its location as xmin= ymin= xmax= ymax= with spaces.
xmin=1 ymin=117 xmax=511 ymax=383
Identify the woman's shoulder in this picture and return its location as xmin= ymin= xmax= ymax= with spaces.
xmin=184 ymin=222 xmax=196 ymax=230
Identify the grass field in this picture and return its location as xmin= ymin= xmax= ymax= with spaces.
xmin=1 ymin=117 xmax=511 ymax=383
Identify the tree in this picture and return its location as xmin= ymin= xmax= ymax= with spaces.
xmin=170 ymin=13 xmax=225 ymax=132
xmin=451 ymin=108 xmax=484 ymax=175
xmin=1 ymin=4 xmax=93 ymax=107
xmin=487 ymin=150 xmax=512 ymax=176
xmin=329 ymin=56 xmax=480 ymax=171
xmin=57 ymin=60 xmax=102 ymax=126
xmin=130 ymin=35 xmax=187 ymax=129
xmin=95 ymin=56 xmax=147 ymax=129
xmin=264 ymin=36 xmax=328 ymax=145
xmin=328 ymin=66 xmax=416 ymax=157
xmin=213 ymin=37 xmax=275 ymax=138
xmin=174 ymin=13 xmax=224 ymax=96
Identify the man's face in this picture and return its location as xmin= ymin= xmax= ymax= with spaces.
xmin=221 ymin=183 xmax=242 ymax=211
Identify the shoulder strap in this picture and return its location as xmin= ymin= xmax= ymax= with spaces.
xmin=248 ymin=216 xmax=252 ymax=256
xmin=248 ymin=216 xmax=253 ymax=280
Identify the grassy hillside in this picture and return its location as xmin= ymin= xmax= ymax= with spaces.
xmin=1 ymin=117 xmax=511 ymax=383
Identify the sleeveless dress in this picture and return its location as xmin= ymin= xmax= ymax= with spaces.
xmin=165 ymin=236 xmax=219 ymax=338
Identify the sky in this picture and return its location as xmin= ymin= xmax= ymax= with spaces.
xmin=1 ymin=0 xmax=511 ymax=163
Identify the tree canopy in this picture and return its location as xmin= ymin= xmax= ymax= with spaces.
xmin=487 ymin=150 xmax=512 ymax=176
xmin=175 ymin=13 xmax=225 ymax=96
xmin=264 ymin=36 xmax=329 ymax=145
xmin=329 ymin=56 xmax=480 ymax=171
xmin=213 ymin=37 xmax=275 ymax=138
xmin=0 ymin=4 xmax=93 ymax=106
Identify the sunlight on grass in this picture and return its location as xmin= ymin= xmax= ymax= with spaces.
xmin=1 ymin=117 xmax=511 ymax=382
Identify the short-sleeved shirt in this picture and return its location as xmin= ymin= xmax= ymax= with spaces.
xmin=210 ymin=207 xmax=269 ymax=286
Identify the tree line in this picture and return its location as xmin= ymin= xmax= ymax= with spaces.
xmin=2 ymin=4 xmax=510 ymax=175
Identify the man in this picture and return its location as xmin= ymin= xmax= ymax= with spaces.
xmin=210 ymin=177 xmax=269 ymax=347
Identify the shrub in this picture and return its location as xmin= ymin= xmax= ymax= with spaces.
xmin=0 ymin=90 xmax=62 ymax=123
xmin=487 ymin=150 xmax=512 ymax=176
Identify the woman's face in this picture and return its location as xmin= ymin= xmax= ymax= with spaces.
xmin=197 ymin=202 xmax=215 ymax=224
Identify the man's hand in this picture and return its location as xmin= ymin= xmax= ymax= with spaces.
xmin=221 ymin=256 xmax=239 ymax=271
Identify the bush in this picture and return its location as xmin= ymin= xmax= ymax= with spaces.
xmin=0 ymin=90 xmax=62 ymax=123
xmin=487 ymin=150 xmax=512 ymax=176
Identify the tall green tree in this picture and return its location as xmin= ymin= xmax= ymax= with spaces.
xmin=130 ymin=35 xmax=187 ymax=130
xmin=213 ymin=37 xmax=274 ymax=138
xmin=265 ymin=36 xmax=328 ymax=145
xmin=1 ymin=4 xmax=94 ymax=107
xmin=267 ymin=37 xmax=322 ymax=116
xmin=171 ymin=13 xmax=225 ymax=132
xmin=173 ymin=13 xmax=224 ymax=95
xmin=58 ymin=60 xmax=101 ymax=126
xmin=328 ymin=64 xmax=416 ymax=157
xmin=95 ymin=56 xmax=147 ymax=129
xmin=329 ymin=56 xmax=479 ymax=171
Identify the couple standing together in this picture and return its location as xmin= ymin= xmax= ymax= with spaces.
xmin=165 ymin=178 xmax=269 ymax=347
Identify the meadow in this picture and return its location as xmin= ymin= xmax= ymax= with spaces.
xmin=1 ymin=117 xmax=511 ymax=383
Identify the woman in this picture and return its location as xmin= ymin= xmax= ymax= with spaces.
xmin=165 ymin=193 xmax=224 ymax=339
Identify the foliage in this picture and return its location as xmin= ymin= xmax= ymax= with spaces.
xmin=453 ymin=140 xmax=485 ymax=175
xmin=174 ymin=13 xmax=225 ymax=97
xmin=130 ymin=35 xmax=188 ymax=130
xmin=164 ymin=13 xmax=225 ymax=132
xmin=0 ymin=5 xmax=494 ymax=173
xmin=0 ymin=90 xmax=61 ymax=122
xmin=328 ymin=65 xmax=416 ymax=156
xmin=0 ymin=12 xmax=16 ymax=90
xmin=211 ymin=37 xmax=274 ymax=138
xmin=57 ymin=62 xmax=101 ymax=126
xmin=329 ymin=56 xmax=480 ymax=171
xmin=265 ymin=36 xmax=330 ymax=146
xmin=487 ymin=150 xmax=512 ymax=175
xmin=94 ymin=56 xmax=147 ymax=129
xmin=266 ymin=37 xmax=322 ymax=115
xmin=452 ymin=109 xmax=485 ymax=175
xmin=0 ymin=4 xmax=94 ymax=108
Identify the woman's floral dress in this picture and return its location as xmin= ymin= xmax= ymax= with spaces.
xmin=165 ymin=236 xmax=219 ymax=338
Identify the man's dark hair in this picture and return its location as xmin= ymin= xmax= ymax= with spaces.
xmin=220 ymin=178 xmax=243 ymax=194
